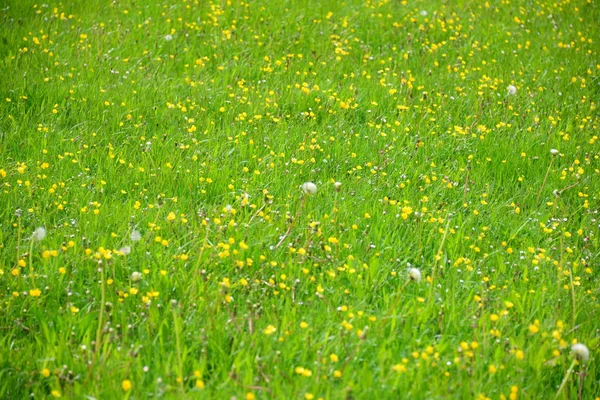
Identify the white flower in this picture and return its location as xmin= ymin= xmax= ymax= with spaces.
xmin=571 ymin=343 xmax=590 ymax=362
xmin=130 ymin=230 xmax=142 ymax=242
xmin=32 ymin=227 xmax=47 ymax=241
xmin=165 ymin=34 xmax=173 ymax=41
xmin=301 ymin=182 xmax=317 ymax=194
xmin=507 ymin=85 xmax=517 ymax=95
xmin=131 ymin=271 xmax=143 ymax=282
xmin=334 ymin=181 xmax=342 ymax=191
xmin=119 ymin=246 xmax=131 ymax=255
xmin=550 ymin=149 xmax=559 ymax=155
xmin=420 ymin=10 xmax=428 ymax=16
xmin=408 ymin=268 xmax=422 ymax=282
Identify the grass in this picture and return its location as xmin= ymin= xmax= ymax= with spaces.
xmin=0 ymin=0 xmax=599 ymax=398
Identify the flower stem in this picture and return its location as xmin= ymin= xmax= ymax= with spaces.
xmin=95 ymin=266 xmax=106 ymax=356
xmin=555 ymin=359 xmax=577 ymax=399
xmin=28 ymin=238 xmax=35 ymax=288
xmin=537 ymin=157 xmax=554 ymax=206
xmin=429 ymin=215 xmax=451 ymax=302
xmin=171 ymin=305 xmax=185 ymax=394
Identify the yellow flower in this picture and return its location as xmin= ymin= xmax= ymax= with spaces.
xmin=122 ymin=379 xmax=132 ymax=391
xmin=29 ymin=289 xmax=42 ymax=297
xmin=41 ymin=368 xmax=51 ymax=378
xmin=263 ymin=325 xmax=277 ymax=335
xmin=392 ymin=364 xmax=407 ymax=372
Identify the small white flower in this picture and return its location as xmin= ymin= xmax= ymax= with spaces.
xmin=165 ymin=34 xmax=173 ymax=41
xmin=420 ymin=10 xmax=428 ymax=16
xmin=119 ymin=246 xmax=131 ymax=255
xmin=550 ymin=149 xmax=559 ymax=155
xmin=301 ymin=182 xmax=317 ymax=194
xmin=32 ymin=227 xmax=47 ymax=241
xmin=334 ymin=181 xmax=342 ymax=191
xmin=571 ymin=343 xmax=590 ymax=362
xmin=131 ymin=271 xmax=143 ymax=282
xmin=130 ymin=230 xmax=142 ymax=242
xmin=507 ymin=85 xmax=517 ymax=95
xmin=408 ymin=268 xmax=422 ymax=282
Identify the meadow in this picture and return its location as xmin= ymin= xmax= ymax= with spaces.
xmin=0 ymin=0 xmax=599 ymax=398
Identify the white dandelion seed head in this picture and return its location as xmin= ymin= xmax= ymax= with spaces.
xmin=32 ymin=227 xmax=47 ymax=241
xmin=334 ymin=181 xmax=342 ymax=191
xmin=131 ymin=271 xmax=143 ymax=282
xmin=130 ymin=230 xmax=142 ymax=242
xmin=165 ymin=34 xmax=173 ymax=41
xmin=550 ymin=149 xmax=559 ymax=155
xmin=408 ymin=268 xmax=422 ymax=282
xmin=507 ymin=85 xmax=517 ymax=95
xmin=301 ymin=182 xmax=317 ymax=194
xmin=571 ymin=343 xmax=590 ymax=362
xmin=119 ymin=246 xmax=131 ymax=255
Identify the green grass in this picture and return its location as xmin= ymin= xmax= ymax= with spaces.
xmin=0 ymin=0 xmax=599 ymax=398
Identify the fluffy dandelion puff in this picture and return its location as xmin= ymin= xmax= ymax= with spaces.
xmin=550 ymin=149 xmax=559 ymax=155
xmin=408 ymin=268 xmax=422 ymax=282
xmin=507 ymin=85 xmax=517 ymax=95
xmin=334 ymin=181 xmax=342 ymax=191
xmin=32 ymin=227 xmax=47 ymax=241
xmin=165 ymin=34 xmax=173 ymax=41
xmin=301 ymin=182 xmax=317 ymax=194
xmin=571 ymin=343 xmax=590 ymax=363
xmin=120 ymin=246 xmax=131 ymax=255
xmin=130 ymin=230 xmax=142 ymax=242
xmin=131 ymin=271 xmax=143 ymax=282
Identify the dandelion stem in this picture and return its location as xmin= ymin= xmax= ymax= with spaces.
xmin=171 ymin=305 xmax=185 ymax=394
xmin=383 ymin=279 xmax=410 ymax=327
xmin=16 ymin=215 xmax=22 ymax=265
xmin=463 ymin=160 xmax=471 ymax=204
xmin=558 ymin=236 xmax=563 ymax=313
xmin=95 ymin=266 xmax=106 ymax=356
xmin=555 ymin=359 xmax=577 ymax=399
xmin=568 ymin=260 xmax=577 ymax=329
xmin=537 ymin=157 xmax=554 ymax=206
xmin=28 ymin=238 xmax=35 ymax=288
xmin=333 ymin=190 xmax=339 ymax=261
xmin=429 ymin=214 xmax=451 ymax=302
xmin=276 ymin=193 xmax=307 ymax=249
